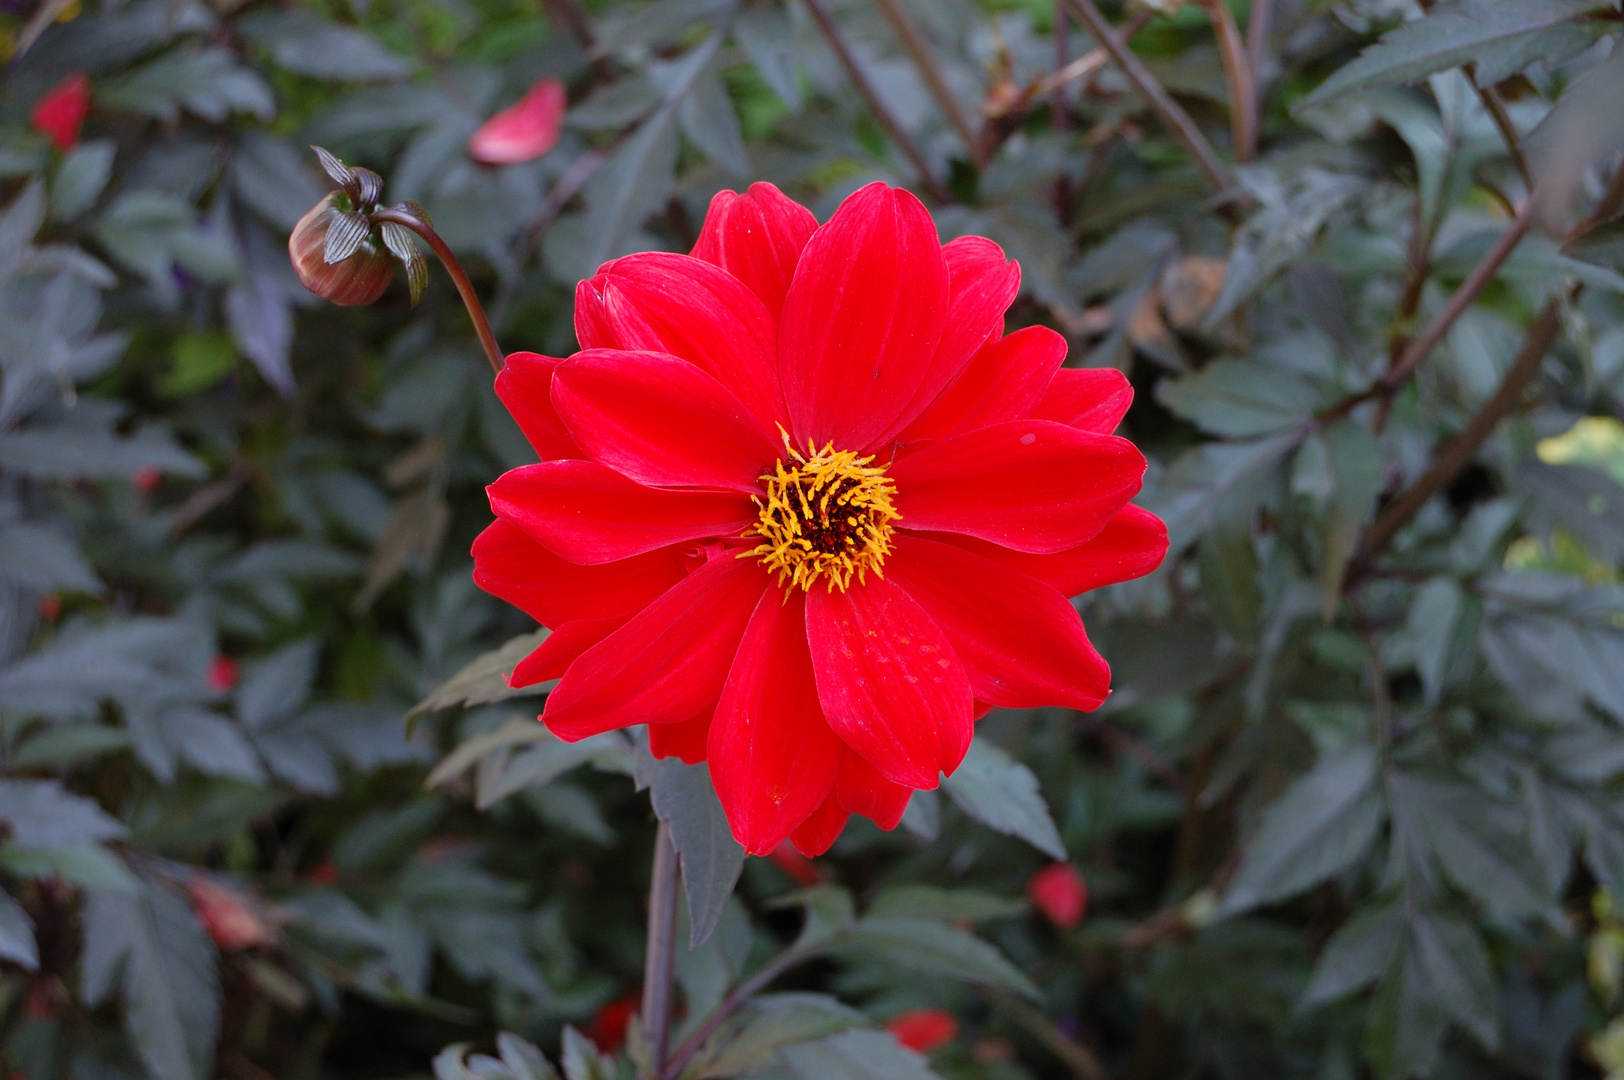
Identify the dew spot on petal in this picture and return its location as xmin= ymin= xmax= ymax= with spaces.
xmin=1019 ymin=432 xmax=1037 ymax=446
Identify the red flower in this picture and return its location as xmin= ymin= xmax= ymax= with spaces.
xmin=589 ymin=991 xmax=641 ymax=1053
xmin=474 ymin=182 xmax=1167 ymax=857
xmin=468 ymin=77 xmax=566 ymax=165
xmin=1029 ymin=862 xmax=1088 ymax=928
xmin=207 ymin=655 xmax=240 ymax=693
xmin=37 ymin=594 xmax=61 ymax=621
xmin=31 ymin=72 xmax=90 ymax=152
xmin=189 ymin=877 xmax=272 ymax=951
xmin=886 ymin=1008 xmax=958 ymax=1053
xmin=132 ymin=465 xmax=161 ymax=494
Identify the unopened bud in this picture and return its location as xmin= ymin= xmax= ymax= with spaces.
xmin=288 ymin=193 xmax=396 ymax=306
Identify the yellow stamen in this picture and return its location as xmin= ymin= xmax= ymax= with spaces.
xmin=743 ymin=432 xmax=900 ymax=592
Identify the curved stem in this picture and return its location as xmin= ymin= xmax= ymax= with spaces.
xmin=643 ymin=822 xmax=680 ymax=1076
xmin=660 ymin=945 xmax=829 ymax=1080
xmin=370 ymin=206 xmax=504 ymax=377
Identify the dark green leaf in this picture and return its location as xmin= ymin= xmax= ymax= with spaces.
xmin=842 ymin=916 xmax=1038 ymax=998
xmin=941 ymin=740 xmax=1065 ymax=859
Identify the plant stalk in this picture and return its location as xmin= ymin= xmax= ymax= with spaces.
xmin=1198 ymin=0 xmax=1257 ymax=161
xmin=370 ymin=206 xmax=505 ymax=377
xmin=643 ymin=822 xmax=680 ymax=1077
xmin=873 ymin=0 xmax=983 ymax=167
xmin=661 ymin=945 xmax=828 ymax=1080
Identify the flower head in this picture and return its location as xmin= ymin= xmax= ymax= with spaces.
xmin=886 ymin=1008 xmax=959 ymax=1053
xmin=287 ymin=147 xmax=428 ymax=306
xmin=469 ymin=77 xmax=566 ymax=165
xmin=1029 ymin=862 xmax=1088 ymax=928
xmin=31 ymin=72 xmax=90 ymax=152
xmin=475 ymin=182 xmax=1167 ymax=856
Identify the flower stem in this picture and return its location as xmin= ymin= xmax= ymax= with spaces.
xmin=370 ymin=206 xmax=504 ymax=377
xmin=642 ymin=822 xmax=680 ymax=1076
xmin=661 ymin=945 xmax=829 ymax=1080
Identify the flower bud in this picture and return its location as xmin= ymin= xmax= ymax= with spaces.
xmin=1029 ymin=862 xmax=1088 ymax=928
xmin=287 ymin=193 xmax=396 ymax=306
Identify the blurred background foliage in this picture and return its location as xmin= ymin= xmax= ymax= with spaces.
xmin=4 ymin=0 xmax=1624 ymax=1077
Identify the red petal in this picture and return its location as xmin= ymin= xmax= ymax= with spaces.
xmin=889 ymin=237 xmax=1020 ymax=443
xmin=690 ymin=182 xmax=819 ymax=321
xmin=779 ymin=183 xmax=949 ymax=452
xmin=468 ymin=77 xmax=565 ymax=165
xmin=552 ymin=349 xmax=777 ymax=493
xmin=891 ymin=420 xmax=1145 ymax=554
xmin=835 ymin=748 xmax=912 ymax=829
xmin=30 ymin=73 xmax=90 ymax=153
xmin=805 ymin=576 xmax=973 ymax=789
xmin=510 ymin=616 xmax=630 ymax=687
xmin=496 ymin=352 xmax=583 ymax=461
xmin=472 ymin=518 xmax=686 ymax=624
xmin=1031 ymin=367 xmax=1134 ymax=434
xmin=543 ymin=554 xmax=767 ymax=740
xmin=790 ymin=793 xmax=849 ymax=857
xmin=709 ymin=589 xmax=842 ymax=854
xmin=902 ymin=326 xmax=1065 ymax=442
xmin=650 ymin=707 xmax=713 ymax=765
xmin=888 ymin=536 xmax=1110 ymax=711
xmin=574 ymin=253 xmax=787 ymax=432
xmin=488 ymin=460 xmax=755 ymax=565
xmin=936 ymin=504 xmax=1169 ymax=596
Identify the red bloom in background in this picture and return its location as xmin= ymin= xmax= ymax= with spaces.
xmin=468 ymin=77 xmax=566 ymax=165
xmin=886 ymin=1008 xmax=959 ymax=1053
xmin=189 ymin=877 xmax=272 ymax=951
xmin=589 ymin=992 xmax=641 ymax=1053
xmin=207 ymin=655 xmax=240 ymax=693
xmin=474 ymin=181 xmax=1167 ymax=857
xmin=1029 ymin=862 xmax=1089 ymax=928
xmin=31 ymin=72 xmax=90 ymax=152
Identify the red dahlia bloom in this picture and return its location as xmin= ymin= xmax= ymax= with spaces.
xmin=473 ymin=181 xmax=1167 ymax=857
xmin=30 ymin=72 xmax=91 ymax=153
xmin=1029 ymin=862 xmax=1089 ymax=928
xmin=468 ymin=77 xmax=566 ymax=165
xmin=886 ymin=1008 xmax=959 ymax=1053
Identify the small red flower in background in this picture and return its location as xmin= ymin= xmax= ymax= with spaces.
xmin=474 ymin=181 xmax=1168 ymax=858
xmin=767 ymin=840 xmax=822 ymax=886
xmin=132 ymin=465 xmax=161 ymax=494
xmin=30 ymin=72 xmax=90 ymax=152
xmin=189 ymin=877 xmax=272 ymax=951
xmin=468 ymin=77 xmax=565 ymax=165
xmin=207 ymin=655 xmax=240 ymax=693
xmin=589 ymin=991 xmax=640 ymax=1053
xmin=886 ymin=1008 xmax=958 ymax=1053
xmin=306 ymin=860 xmax=340 ymax=886
xmin=37 ymin=594 xmax=61 ymax=621
xmin=1029 ymin=862 xmax=1088 ymax=928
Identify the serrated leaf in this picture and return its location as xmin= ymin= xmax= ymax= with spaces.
xmin=679 ymin=67 xmax=750 ymax=177
xmin=476 ymin=735 xmax=622 ymax=809
xmin=51 ymin=140 xmax=116 ymax=222
xmin=734 ymin=5 xmax=800 ymax=109
xmin=0 ymin=779 xmax=127 ymax=848
xmin=235 ymin=639 xmax=319 ymax=728
xmin=697 ymin=993 xmax=868 ymax=1078
xmin=1156 ymin=359 xmax=1317 ymax=438
xmin=427 ymin=716 xmax=554 ymax=788
xmin=780 ymin=1029 xmax=943 ymax=1080
xmin=497 ymin=1032 xmax=560 ymax=1080
xmin=638 ymin=753 xmax=745 ymax=947
xmin=1408 ymin=577 xmax=1463 ymax=705
xmin=240 ymin=11 xmax=412 ymax=82
xmin=1297 ymin=0 xmax=1608 ymax=109
xmin=0 ymin=844 xmax=140 ymax=892
xmin=1410 ymin=912 xmax=1498 ymax=1049
xmin=0 ymin=891 xmax=38 ymax=971
xmin=941 ymin=740 xmax=1064 ymax=859
xmin=409 ymin=628 xmax=553 ymax=717
xmin=1302 ymin=903 xmax=1404 ymax=1008
xmin=1221 ymin=746 xmax=1383 ymax=914
xmin=98 ymin=46 xmax=276 ymax=124
xmin=841 ymin=916 xmax=1038 ymax=998
xmin=80 ymin=878 xmax=221 ymax=1080
xmin=777 ymin=884 xmax=855 ymax=949
xmin=559 ymin=1025 xmax=615 ymax=1080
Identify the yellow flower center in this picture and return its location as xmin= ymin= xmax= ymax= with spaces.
xmin=744 ymin=436 xmax=900 ymax=592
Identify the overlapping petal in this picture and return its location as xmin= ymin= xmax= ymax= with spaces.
xmin=495 ymin=353 xmax=582 ymax=461
xmin=510 ymin=616 xmax=630 ymax=687
xmin=1031 ymin=367 xmax=1134 ymax=434
xmin=834 ymin=748 xmax=912 ymax=829
xmin=650 ymin=707 xmax=712 ymax=765
xmin=937 ymin=504 xmax=1169 ymax=596
xmin=552 ymin=349 xmax=777 ymax=492
xmin=806 ymin=575 xmax=972 ymax=789
xmin=488 ymin=460 xmax=755 ymax=564
xmin=471 ymin=518 xmax=686 ymax=625
xmin=709 ymin=589 xmax=842 ymax=854
xmin=575 ymin=253 xmax=787 ymax=431
xmin=690 ymin=182 xmax=819 ymax=320
xmin=779 ymin=183 xmax=949 ymax=451
xmin=891 ymin=420 xmax=1145 ymax=553
xmin=789 ymin=793 xmax=849 ymax=857
xmin=888 ymin=536 xmax=1111 ymax=710
xmin=543 ymin=554 xmax=768 ymax=740
xmin=902 ymin=326 xmax=1065 ymax=442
